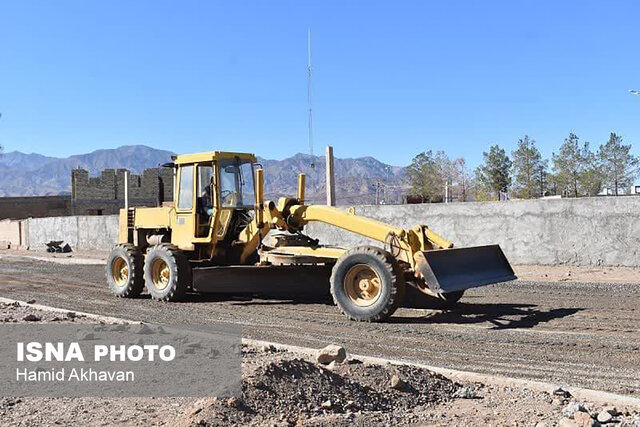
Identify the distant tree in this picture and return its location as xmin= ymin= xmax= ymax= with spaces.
xmin=475 ymin=145 xmax=512 ymax=199
xmin=552 ymin=133 xmax=591 ymax=197
xmin=433 ymin=150 xmax=457 ymax=202
xmin=453 ymin=157 xmax=471 ymax=202
xmin=537 ymin=158 xmax=550 ymax=196
xmin=597 ymin=132 xmax=639 ymax=195
xmin=406 ymin=151 xmax=443 ymax=202
xmin=578 ymin=146 xmax=604 ymax=196
xmin=407 ymin=150 xmax=471 ymax=202
xmin=511 ymin=135 xmax=544 ymax=199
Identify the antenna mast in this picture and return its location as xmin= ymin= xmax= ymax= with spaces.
xmin=307 ymin=28 xmax=315 ymax=169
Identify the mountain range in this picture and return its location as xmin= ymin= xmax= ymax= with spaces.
xmin=0 ymin=145 xmax=407 ymax=204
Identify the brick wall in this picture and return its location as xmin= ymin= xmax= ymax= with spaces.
xmin=114 ymin=168 xmax=173 ymax=202
xmin=70 ymin=167 xmax=174 ymax=215
xmin=71 ymin=169 xmax=117 ymax=200
xmin=0 ymin=167 xmax=174 ymax=219
xmin=0 ymin=195 xmax=72 ymax=220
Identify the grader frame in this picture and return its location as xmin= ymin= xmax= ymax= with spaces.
xmin=107 ymin=150 xmax=515 ymax=321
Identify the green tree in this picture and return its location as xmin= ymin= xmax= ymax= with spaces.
xmin=406 ymin=151 xmax=443 ymax=202
xmin=434 ymin=150 xmax=457 ymax=202
xmin=476 ymin=145 xmax=512 ymax=199
xmin=597 ymin=132 xmax=639 ymax=195
xmin=552 ymin=133 xmax=590 ymax=197
xmin=578 ymin=146 xmax=604 ymax=196
xmin=511 ymin=135 xmax=544 ymax=199
xmin=453 ymin=157 xmax=471 ymax=202
xmin=534 ymin=158 xmax=549 ymax=197
xmin=407 ymin=150 xmax=469 ymax=202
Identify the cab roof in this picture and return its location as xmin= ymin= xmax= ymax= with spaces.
xmin=171 ymin=151 xmax=257 ymax=165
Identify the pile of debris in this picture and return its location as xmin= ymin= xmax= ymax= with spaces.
xmin=0 ymin=301 xmax=87 ymax=324
xmin=553 ymin=388 xmax=640 ymax=426
xmin=184 ymin=345 xmax=464 ymax=426
xmin=45 ymin=241 xmax=72 ymax=253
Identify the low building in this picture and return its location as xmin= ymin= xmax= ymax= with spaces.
xmin=0 ymin=167 xmax=174 ymax=220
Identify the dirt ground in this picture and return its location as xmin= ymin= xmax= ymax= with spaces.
xmin=1 ymin=255 xmax=640 ymax=398
xmin=4 ymin=248 xmax=640 ymax=284
xmin=2 ymin=302 xmax=639 ymax=426
xmin=515 ymin=264 xmax=640 ymax=284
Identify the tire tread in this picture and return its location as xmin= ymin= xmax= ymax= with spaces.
xmin=106 ymin=243 xmax=144 ymax=298
xmin=330 ymin=245 xmax=405 ymax=322
xmin=144 ymin=243 xmax=191 ymax=302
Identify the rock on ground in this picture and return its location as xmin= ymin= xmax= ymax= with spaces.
xmin=317 ymin=344 xmax=347 ymax=365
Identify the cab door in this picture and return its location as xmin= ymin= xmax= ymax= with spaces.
xmin=172 ymin=164 xmax=196 ymax=251
xmin=195 ymin=164 xmax=214 ymax=238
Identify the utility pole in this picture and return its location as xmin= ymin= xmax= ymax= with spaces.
xmin=444 ymin=180 xmax=449 ymax=203
xmin=325 ymin=145 xmax=336 ymax=206
xmin=307 ymin=29 xmax=315 ymax=169
xmin=385 ymin=166 xmax=390 ymax=204
xmin=124 ymin=170 xmax=129 ymax=210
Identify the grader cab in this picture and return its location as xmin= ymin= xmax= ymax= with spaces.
xmin=107 ymin=150 xmax=515 ymax=322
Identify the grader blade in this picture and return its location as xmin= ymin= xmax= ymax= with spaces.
xmin=415 ymin=245 xmax=516 ymax=294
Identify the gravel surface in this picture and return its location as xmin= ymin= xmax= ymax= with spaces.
xmin=1 ymin=257 xmax=639 ymax=397
xmin=2 ymin=303 xmax=640 ymax=426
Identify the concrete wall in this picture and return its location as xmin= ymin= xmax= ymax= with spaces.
xmin=26 ymin=215 xmax=119 ymax=251
xmin=305 ymin=197 xmax=640 ymax=267
xmin=0 ymin=219 xmax=24 ymax=247
xmin=19 ymin=197 xmax=640 ymax=267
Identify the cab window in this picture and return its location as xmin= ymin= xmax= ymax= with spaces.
xmin=177 ymin=165 xmax=194 ymax=210
xmin=197 ymin=165 xmax=213 ymax=214
xmin=219 ymin=159 xmax=255 ymax=208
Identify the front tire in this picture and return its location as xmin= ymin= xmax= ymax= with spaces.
xmin=330 ymin=246 xmax=405 ymax=322
xmin=144 ymin=244 xmax=191 ymax=301
xmin=107 ymin=244 xmax=144 ymax=298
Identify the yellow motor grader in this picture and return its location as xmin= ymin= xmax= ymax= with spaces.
xmin=106 ymin=150 xmax=515 ymax=321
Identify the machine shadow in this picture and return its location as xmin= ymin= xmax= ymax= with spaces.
xmin=391 ymin=303 xmax=583 ymax=329
xmin=181 ymin=281 xmax=455 ymax=307
xmin=181 ymin=277 xmax=583 ymax=330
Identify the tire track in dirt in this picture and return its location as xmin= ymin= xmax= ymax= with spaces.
xmin=1 ymin=258 xmax=639 ymax=395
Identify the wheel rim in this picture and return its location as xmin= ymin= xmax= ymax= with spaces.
xmin=343 ymin=264 xmax=382 ymax=307
xmin=111 ymin=257 xmax=129 ymax=287
xmin=151 ymin=258 xmax=171 ymax=290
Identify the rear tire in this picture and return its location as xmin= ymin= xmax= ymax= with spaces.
xmin=437 ymin=290 xmax=464 ymax=307
xmin=106 ymin=244 xmax=144 ymax=298
xmin=330 ymin=246 xmax=405 ymax=322
xmin=144 ymin=244 xmax=191 ymax=301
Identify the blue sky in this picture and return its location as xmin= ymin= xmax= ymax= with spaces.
xmin=1 ymin=0 xmax=639 ymax=167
